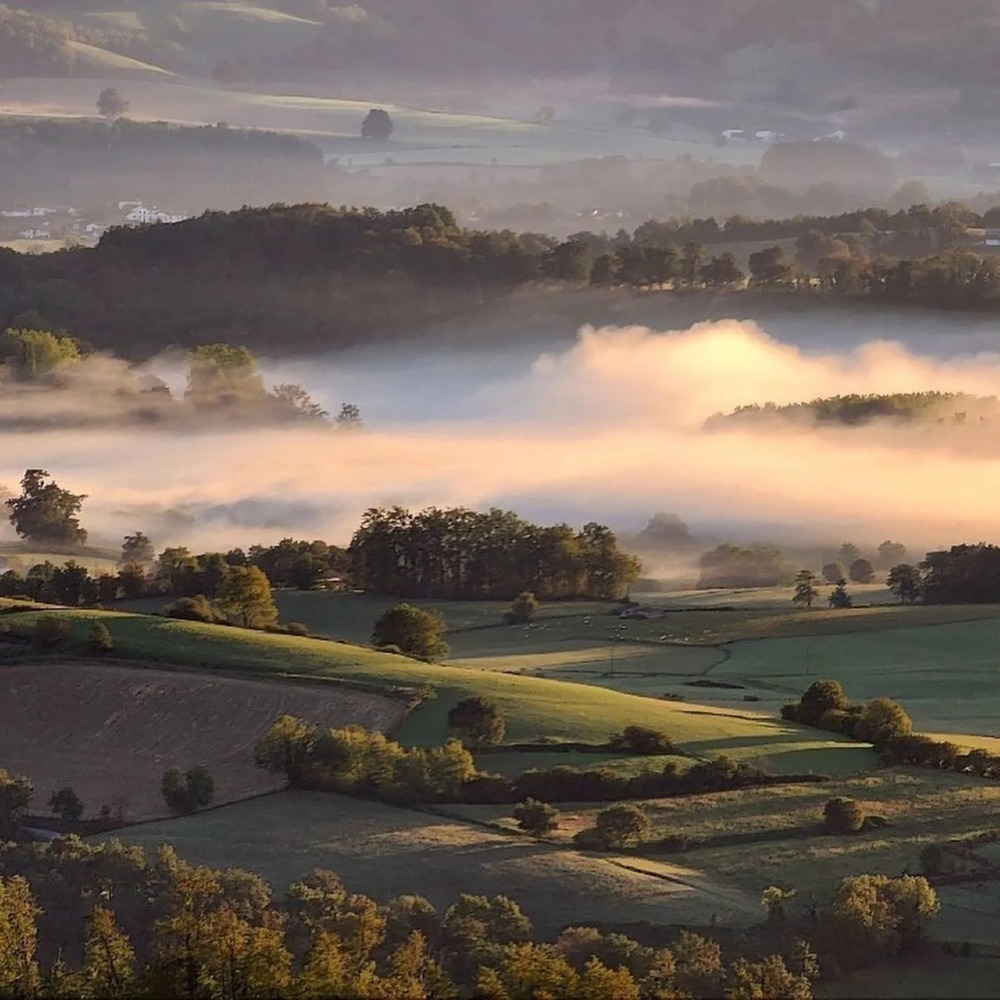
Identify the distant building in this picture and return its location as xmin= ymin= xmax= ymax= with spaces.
xmin=125 ymin=205 xmax=187 ymax=225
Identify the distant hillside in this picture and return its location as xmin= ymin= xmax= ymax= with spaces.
xmin=7 ymin=0 xmax=1000 ymax=103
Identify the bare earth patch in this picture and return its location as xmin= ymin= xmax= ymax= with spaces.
xmin=0 ymin=661 xmax=405 ymax=821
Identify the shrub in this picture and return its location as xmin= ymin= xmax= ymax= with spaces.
xmin=798 ymin=679 xmax=849 ymax=723
xmin=48 ymin=786 xmax=84 ymax=824
xmin=854 ymin=697 xmax=912 ymax=747
xmin=608 ymin=725 xmax=677 ymax=755
xmin=87 ymin=622 xmax=113 ymax=654
xmin=594 ymin=803 xmax=651 ymax=848
xmin=31 ymin=615 xmax=70 ymax=652
xmin=447 ymin=696 xmax=506 ymax=748
xmin=285 ymin=621 xmax=309 ymax=636
xmin=512 ymin=798 xmax=559 ymax=836
xmin=572 ymin=827 xmax=606 ymax=850
xmin=920 ymin=843 xmax=947 ymax=875
xmin=823 ymin=796 xmax=865 ymax=834
xmin=507 ymin=591 xmax=539 ymax=624
xmin=655 ymin=833 xmax=691 ymax=853
xmin=163 ymin=595 xmax=216 ymax=623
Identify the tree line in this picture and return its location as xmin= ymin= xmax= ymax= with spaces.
xmin=4 ymin=199 xmax=1000 ymax=358
xmin=349 ymin=506 xmax=642 ymax=601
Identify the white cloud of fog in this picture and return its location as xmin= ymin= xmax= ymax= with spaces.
xmin=4 ymin=318 xmax=1000 ymax=553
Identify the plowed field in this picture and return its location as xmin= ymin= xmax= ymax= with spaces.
xmin=0 ymin=661 xmax=405 ymax=821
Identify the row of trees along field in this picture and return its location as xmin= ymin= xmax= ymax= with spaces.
xmin=5 ymin=200 xmax=1000 ymax=357
xmin=0 ymin=827 xmax=944 ymax=1000
xmin=348 ymin=506 xmax=642 ymax=600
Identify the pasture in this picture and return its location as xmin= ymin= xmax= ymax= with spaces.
xmin=453 ymin=767 xmax=1000 ymax=940
xmin=0 ymin=660 xmax=403 ymax=820
xmin=110 ymin=789 xmax=760 ymax=936
xmin=0 ymin=609 xmax=864 ymax=775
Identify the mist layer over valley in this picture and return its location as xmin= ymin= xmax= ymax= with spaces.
xmin=8 ymin=312 xmax=1000 ymax=557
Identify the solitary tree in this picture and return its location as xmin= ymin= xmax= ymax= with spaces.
xmin=216 ymin=566 xmax=278 ymax=629
xmin=97 ymin=87 xmax=129 ymax=120
xmin=512 ymin=798 xmax=559 ymax=836
xmin=447 ymin=696 xmax=506 ymax=748
xmin=887 ymin=563 xmax=921 ymax=603
xmin=48 ymin=787 xmax=84 ymax=824
xmin=160 ymin=765 xmax=214 ymax=815
xmin=6 ymin=470 xmax=87 ymax=546
xmin=87 ymin=622 xmax=113 ymax=655
xmin=828 ymin=579 xmax=853 ymax=608
xmin=361 ymin=108 xmax=394 ymax=140
xmin=594 ymin=804 xmax=651 ymax=849
xmin=821 ymin=561 xmax=845 ymax=584
xmin=838 ymin=543 xmax=862 ymax=566
xmin=877 ymin=540 xmax=908 ymax=568
xmin=372 ymin=603 xmax=449 ymax=662
xmin=849 ymin=558 xmax=875 ymax=584
xmin=334 ymin=403 xmax=363 ymax=430
xmin=761 ymin=886 xmax=796 ymax=925
xmin=792 ymin=569 xmax=819 ymax=607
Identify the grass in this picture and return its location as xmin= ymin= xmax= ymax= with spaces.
xmin=716 ymin=618 xmax=1000 ymax=736
xmin=456 ymin=767 xmax=1000 ymax=904
xmin=108 ymin=790 xmax=760 ymax=936
xmin=0 ymin=608 xmax=863 ymax=773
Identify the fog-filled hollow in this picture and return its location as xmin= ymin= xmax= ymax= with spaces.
xmin=3 ymin=318 xmax=1000 ymax=553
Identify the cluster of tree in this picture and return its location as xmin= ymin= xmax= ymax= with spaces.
xmin=350 ymin=507 xmax=641 ymax=601
xmin=781 ymin=681 xmax=913 ymax=747
xmin=919 ymin=543 xmax=1000 ymax=603
xmin=0 ymin=116 xmax=327 ymax=212
xmin=160 ymin=765 xmax=214 ymax=816
xmin=711 ymin=392 xmax=998 ymax=429
xmin=697 ymin=543 xmax=794 ymax=589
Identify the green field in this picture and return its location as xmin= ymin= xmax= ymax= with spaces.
xmin=110 ymin=790 xmax=760 ymax=936
xmin=1 ymin=608 xmax=863 ymax=774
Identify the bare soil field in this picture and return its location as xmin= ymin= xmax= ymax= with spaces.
xmin=0 ymin=660 xmax=405 ymax=821
xmin=113 ymin=790 xmax=760 ymax=936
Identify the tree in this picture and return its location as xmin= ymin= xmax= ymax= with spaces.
xmin=608 ymin=725 xmax=676 ymax=754
xmin=887 ymin=563 xmax=921 ymax=603
xmin=828 ymin=579 xmax=853 ymax=608
xmin=748 ymin=246 xmax=794 ymax=288
xmin=699 ymin=252 xmax=744 ymax=288
xmin=513 ymin=798 xmax=559 ymax=836
xmin=164 ymin=595 xmax=217 ymax=623
xmin=726 ymin=955 xmax=813 ymax=1000
xmin=361 ymin=108 xmax=394 ymax=140
xmin=849 ymin=558 xmax=875 ymax=584
xmin=594 ymin=804 xmax=651 ymax=849
xmin=121 ymin=532 xmax=155 ymax=566
xmin=792 ymin=569 xmax=819 ymax=607
xmin=798 ymin=679 xmax=848 ymax=723
xmin=447 ymin=696 xmax=505 ymax=748
xmin=253 ymin=715 xmax=317 ymax=786
xmin=877 ymin=540 xmax=908 ymax=568
xmin=372 ymin=603 xmax=449 ymax=662
xmin=761 ymin=886 xmax=795 ymax=925
xmin=161 ymin=765 xmax=215 ymax=815
xmin=0 ymin=770 xmax=33 ymax=840
xmin=97 ymin=88 xmax=129 ymax=119
xmin=0 ymin=876 xmax=40 ymax=997
xmin=216 ymin=566 xmax=278 ymax=629
xmin=821 ymin=561 xmax=845 ymax=584
xmin=334 ymin=402 xmax=363 ymax=430
xmin=185 ymin=344 xmax=265 ymax=407
xmin=31 ymin=614 xmax=70 ymax=652
xmin=0 ymin=328 xmax=80 ymax=381
xmin=82 ymin=906 xmax=135 ymax=999
xmin=507 ymin=591 xmax=539 ymax=624
xmin=48 ymin=786 xmax=84 ymax=824
xmin=838 ymin=542 xmax=862 ymax=565
xmin=6 ymin=469 xmax=87 ymax=546
xmin=824 ymin=796 xmax=865 ymax=833
xmin=271 ymin=383 xmax=328 ymax=421
xmin=855 ymin=697 xmax=912 ymax=746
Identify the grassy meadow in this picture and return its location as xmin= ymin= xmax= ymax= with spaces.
xmin=111 ymin=789 xmax=760 ymax=935
xmin=0 ymin=607 xmax=864 ymax=774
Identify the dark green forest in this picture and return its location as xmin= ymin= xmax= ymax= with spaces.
xmin=6 ymin=200 xmax=1000 ymax=357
